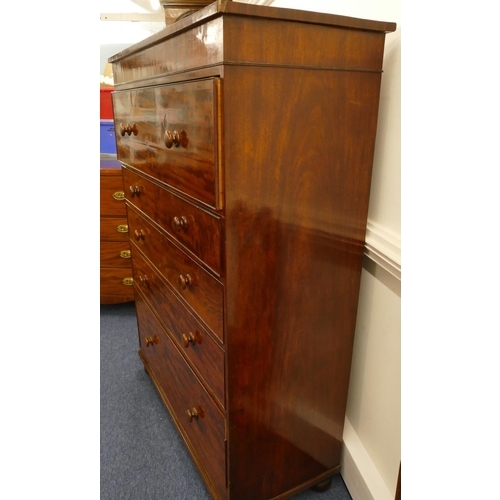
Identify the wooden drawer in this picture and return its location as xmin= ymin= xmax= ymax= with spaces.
xmin=113 ymin=78 xmax=221 ymax=209
xmin=100 ymin=267 xmax=135 ymax=299
xmin=100 ymin=217 xmax=129 ymax=241
xmin=101 ymin=241 xmax=132 ymax=268
xmin=100 ymin=175 xmax=127 ymax=215
xmin=123 ymin=167 xmax=222 ymax=275
xmin=128 ymin=205 xmax=224 ymax=342
xmin=133 ymin=250 xmax=225 ymax=407
xmin=136 ymin=294 xmax=226 ymax=498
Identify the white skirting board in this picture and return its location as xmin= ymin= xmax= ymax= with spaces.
xmin=364 ymin=220 xmax=401 ymax=281
xmin=340 ymin=418 xmax=393 ymax=500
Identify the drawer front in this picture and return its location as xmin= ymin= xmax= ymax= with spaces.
xmin=123 ymin=167 xmax=222 ymax=275
xmin=100 ymin=267 xmax=135 ymax=298
xmin=101 ymin=241 xmax=132 ymax=268
xmin=128 ymin=205 xmax=224 ymax=342
xmin=100 ymin=176 xmax=127 ymax=216
xmin=100 ymin=217 xmax=129 ymax=241
xmin=136 ymin=294 xmax=226 ymax=497
xmin=133 ymin=250 xmax=225 ymax=407
xmin=113 ymin=78 xmax=221 ymax=208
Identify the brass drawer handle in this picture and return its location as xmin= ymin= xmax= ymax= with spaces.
xmin=122 ymin=277 xmax=134 ymax=286
xmin=179 ymin=274 xmax=193 ymax=289
xmin=186 ymin=407 xmax=199 ymax=422
xmin=182 ymin=331 xmax=202 ymax=348
xmin=172 ymin=216 xmax=188 ymax=232
xmin=144 ymin=335 xmax=158 ymax=347
xmin=134 ymin=229 xmax=146 ymax=241
xmin=112 ymin=191 xmax=125 ymax=201
xmin=119 ymin=250 xmax=131 ymax=259
xmin=116 ymin=224 xmax=129 ymax=233
xmin=165 ymin=129 xmax=188 ymax=149
xmin=120 ymin=123 xmax=138 ymax=136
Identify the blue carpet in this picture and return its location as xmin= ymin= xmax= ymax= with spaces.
xmin=100 ymin=302 xmax=352 ymax=500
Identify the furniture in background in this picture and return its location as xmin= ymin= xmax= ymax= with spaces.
xmin=100 ymin=159 xmax=135 ymax=304
xmin=109 ymin=2 xmax=395 ymax=498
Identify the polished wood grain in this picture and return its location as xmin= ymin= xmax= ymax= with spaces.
xmin=100 ymin=166 xmax=134 ymax=304
xmin=222 ymin=63 xmax=380 ymax=498
xmin=122 ymin=167 xmax=223 ymax=275
xmin=109 ymin=2 xmax=396 ymax=498
xmin=135 ymin=293 xmax=226 ymax=498
xmin=113 ymin=78 xmax=221 ymax=208
xmin=132 ymin=248 xmax=225 ymax=406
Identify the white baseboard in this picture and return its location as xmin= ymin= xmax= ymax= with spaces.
xmin=341 ymin=418 xmax=393 ymax=500
xmin=364 ymin=220 xmax=401 ymax=281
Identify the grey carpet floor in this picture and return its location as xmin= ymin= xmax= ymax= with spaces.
xmin=100 ymin=302 xmax=352 ymax=500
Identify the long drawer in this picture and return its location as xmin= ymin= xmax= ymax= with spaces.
xmin=123 ymin=167 xmax=223 ymax=275
xmin=113 ymin=78 xmax=221 ymax=209
xmin=136 ymin=293 xmax=226 ymax=498
xmin=100 ymin=216 xmax=129 ymax=241
xmin=133 ymin=249 xmax=225 ymax=406
xmin=127 ymin=204 xmax=224 ymax=342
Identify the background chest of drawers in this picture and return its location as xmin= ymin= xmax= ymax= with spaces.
xmin=100 ymin=159 xmax=135 ymax=304
xmin=109 ymin=2 xmax=395 ymax=499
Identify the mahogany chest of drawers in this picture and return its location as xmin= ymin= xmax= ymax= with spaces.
xmin=109 ymin=2 xmax=395 ymax=498
xmin=100 ymin=159 xmax=135 ymax=304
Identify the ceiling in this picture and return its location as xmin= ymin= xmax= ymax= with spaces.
xmin=100 ymin=0 xmax=275 ymax=21
xmin=100 ymin=0 xmax=165 ymax=22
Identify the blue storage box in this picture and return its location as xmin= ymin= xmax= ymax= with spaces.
xmin=100 ymin=120 xmax=117 ymax=154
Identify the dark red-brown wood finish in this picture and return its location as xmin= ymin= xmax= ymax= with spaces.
xmin=109 ymin=1 xmax=396 ymax=498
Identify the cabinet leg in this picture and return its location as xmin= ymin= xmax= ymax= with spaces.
xmin=311 ymin=477 xmax=332 ymax=492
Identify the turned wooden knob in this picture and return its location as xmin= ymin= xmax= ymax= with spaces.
xmin=129 ymin=185 xmax=141 ymax=197
xmin=179 ymin=274 xmax=193 ymax=289
xmin=120 ymin=123 xmax=138 ymax=136
xmin=129 ymin=123 xmax=138 ymax=136
xmin=134 ymin=229 xmax=145 ymax=241
xmin=144 ymin=335 xmax=158 ymax=347
xmin=186 ymin=407 xmax=199 ymax=422
xmin=139 ymin=275 xmax=148 ymax=283
xmin=165 ymin=129 xmax=187 ymax=149
xmin=182 ymin=331 xmax=201 ymax=348
xmin=172 ymin=216 xmax=188 ymax=232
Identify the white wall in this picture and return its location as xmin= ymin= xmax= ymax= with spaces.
xmin=270 ymin=1 xmax=401 ymax=499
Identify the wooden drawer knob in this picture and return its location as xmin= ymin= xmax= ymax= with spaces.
xmin=120 ymin=123 xmax=138 ymax=136
xmin=164 ymin=129 xmax=188 ymax=149
xmin=182 ymin=331 xmax=202 ymax=348
xmin=186 ymin=407 xmax=199 ymax=422
xmin=139 ymin=275 xmax=148 ymax=283
xmin=129 ymin=185 xmax=142 ymax=197
xmin=179 ymin=274 xmax=193 ymax=289
xmin=134 ymin=229 xmax=146 ymax=241
xmin=172 ymin=216 xmax=188 ymax=232
xmin=144 ymin=334 xmax=158 ymax=347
